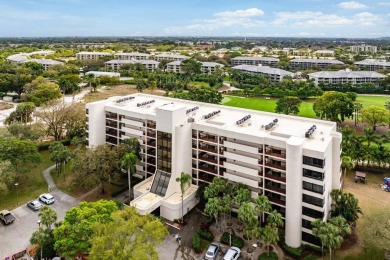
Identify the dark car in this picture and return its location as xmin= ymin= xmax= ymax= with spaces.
xmin=27 ymin=200 xmax=43 ymax=211
xmin=205 ymin=242 xmax=220 ymax=260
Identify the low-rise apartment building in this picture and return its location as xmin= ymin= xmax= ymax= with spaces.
xmin=28 ymin=59 xmax=64 ymax=70
xmin=354 ymin=60 xmax=390 ymax=71
xmin=308 ymin=70 xmax=386 ymax=86
xmin=86 ymin=93 xmax=342 ymax=248
xmin=166 ymin=61 xmax=224 ymax=73
xmin=114 ymin=52 xmax=151 ymax=60
xmin=232 ymin=64 xmax=293 ymax=82
xmin=154 ymin=54 xmax=189 ymax=62
xmin=231 ymin=56 xmax=279 ymax=68
xmin=350 ymin=44 xmax=377 ymax=54
xmin=290 ymin=59 xmax=344 ymax=70
xmin=105 ymin=59 xmax=159 ymax=72
xmin=76 ymin=51 xmax=112 ymax=60
xmin=314 ymin=50 xmax=334 ymax=57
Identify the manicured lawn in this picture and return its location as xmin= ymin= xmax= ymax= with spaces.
xmin=0 ymin=151 xmax=52 ymax=210
xmin=356 ymin=95 xmax=389 ymax=107
xmin=222 ymin=96 xmax=316 ymax=118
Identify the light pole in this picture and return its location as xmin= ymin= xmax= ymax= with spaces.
xmin=14 ymin=183 xmax=19 ymax=205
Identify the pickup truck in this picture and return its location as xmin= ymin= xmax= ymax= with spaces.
xmin=0 ymin=210 xmax=15 ymax=225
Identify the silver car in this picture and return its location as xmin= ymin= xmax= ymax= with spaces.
xmin=205 ymin=242 xmax=220 ymax=260
xmin=39 ymin=193 xmax=55 ymax=205
xmin=27 ymin=200 xmax=43 ymax=211
xmin=223 ymin=246 xmax=241 ymax=260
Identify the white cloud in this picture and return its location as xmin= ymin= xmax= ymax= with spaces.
xmin=164 ymin=8 xmax=265 ymax=34
xmin=273 ymin=11 xmax=353 ymax=27
xmin=338 ymin=1 xmax=368 ymax=9
xmin=378 ymin=2 xmax=390 ymax=6
xmin=354 ymin=12 xmax=382 ymax=26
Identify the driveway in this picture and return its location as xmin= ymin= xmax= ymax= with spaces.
xmin=0 ymin=188 xmax=78 ymax=259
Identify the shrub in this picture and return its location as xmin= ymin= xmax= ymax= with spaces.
xmin=193 ymin=233 xmax=200 ymax=253
xmin=303 ymin=255 xmax=318 ymax=260
xmin=258 ymin=252 xmax=278 ymax=260
xmin=197 ymin=228 xmax=214 ymax=241
xmin=38 ymin=139 xmax=71 ymax=151
xmin=220 ymin=232 xmax=244 ymax=249
xmin=278 ymin=237 xmax=303 ymax=258
xmin=305 ymin=244 xmax=325 ymax=255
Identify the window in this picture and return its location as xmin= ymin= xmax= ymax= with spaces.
xmin=303 ymin=181 xmax=324 ymax=194
xmin=302 ymin=232 xmax=321 ymax=246
xmin=303 ymin=156 xmax=325 ymax=168
xmin=302 ymin=219 xmax=312 ymax=230
xmin=302 ymin=207 xmax=323 ymax=218
xmin=303 ymin=194 xmax=324 ymax=207
xmin=303 ymin=168 xmax=324 ymax=180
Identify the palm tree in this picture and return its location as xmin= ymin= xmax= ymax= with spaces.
xmin=341 ymin=156 xmax=355 ymax=190
xmin=254 ymin=195 xmax=272 ymax=224
xmin=39 ymin=206 xmax=57 ymax=230
xmin=238 ymin=202 xmax=258 ymax=247
xmin=267 ymin=210 xmax=284 ymax=229
xmin=84 ymin=73 xmax=95 ymax=92
xmin=363 ymin=128 xmax=377 ymax=147
xmin=205 ymin=197 xmax=223 ymax=232
xmin=121 ymin=151 xmax=139 ymax=202
xmin=260 ymin=224 xmax=279 ymax=256
xmin=175 ymin=172 xmax=191 ymax=223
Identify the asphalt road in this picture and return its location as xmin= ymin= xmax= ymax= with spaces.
xmin=0 ymin=189 xmax=78 ymax=259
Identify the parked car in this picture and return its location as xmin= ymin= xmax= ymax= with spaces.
xmin=39 ymin=193 xmax=55 ymax=204
xmin=223 ymin=246 xmax=241 ymax=260
xmin=205 ymin=242 xmax=220 ymax=260
xmin=0 ymin=210 xmax=15 ymax=225
xmin=27 ymin=200 xmax=42 ymax=211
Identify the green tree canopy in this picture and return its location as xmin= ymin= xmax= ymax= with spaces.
xmin=0 ymin=137 xmax=41 ymax=167
xmin=0 ymin=160 xmax=16 ymax=195
xmin=89 ymin=206 xmax=168 ymax=260
xmin=313 ymin=91 xmax=354 ymax=122
xmin=275 ymin=96 xmax=302 ymax=115
xmin=330 ymin=189 xmax=362 ymax=224
xmin=361 ymin=106 xmax=390 ymax=130
xmin=53 ymin=200 xmax=118 ymax=258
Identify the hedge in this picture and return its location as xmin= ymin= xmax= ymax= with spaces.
xmin=198 ymin=228 xmax=213 ymax=241
xmin=278 ymin=237 xmax=303 ymax=258
xmin=258 ymin=252 xmax=278 ymax=260
xmin=38 ymin=139 xmax=71 ymax=151
xmin=193 ymin=233 xmax=200 ymax=253
xmin=220 ymin=232 xmax=244 ymax=249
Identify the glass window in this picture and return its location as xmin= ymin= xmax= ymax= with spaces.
xmin=303 ymin=156 xmax=325 ymax=168
xmin=303 ymin=168 xmax=324 ymax=180
xmin=303 ymin=194 xmax=324 ymax=207
xmin=303 ymin=181 xmax=324 ymax=194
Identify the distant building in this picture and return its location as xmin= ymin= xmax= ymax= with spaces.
xmin=114 ymin=53 xmax=151 ymax=60
xmin=231 ymin=56 xmax=279 ymax=68
xmin=154 ymin=54 xmax=189 ymax=62
xmin=85 ymin=71 xmax=120 ymax=77
xmin=290 ymin=59 xmax=344 ymax=70
xmin=308 ymin=70 xmax=386 ymax=86
xmin=166 ymin=61 xmax=224 ymax=74
xmin=6 ymin=50 xmax=56 ymax=65
xmin=105 ymin=59 xmax=159 ymax=72
xmin=27 ymin=59 xmax=64 ymax=70
xmin=232 ymin=64 xmax=293 ymax=82
xmin=354 ymin=60 xmax=390 ymax=71
xmin=314 ymin=50 xmax=334 ymax=57
xmin=292 ymin=49 xmax=311 ymax=56
xmin=350 ymin=44 xmax=377 ymax=54
xmin=76 ymin=52 xmax=112 ymax=60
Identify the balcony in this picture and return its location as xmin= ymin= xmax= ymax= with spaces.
xmin=106 ymin=129 xmax=118 ymax=136
xmin=265 ymin=160 xmax=286 ymax=171
xmin=147 ymin=131 xmax=156 ymax=138
xmin=268 ymin=196 xmax=286 ymax=206
xmin=147 ymin=157 xmax=156 ymax=165
xmin=198 ymin=153 xmax=218 ymax=164
xmin=198 ymin=172 xmax=214 ymax=183
xmin=265 ymin=146 xmax=286 ymax=159
xmin=106 ymin=120 xmax=117 ymax=128
xmin=264 ymin=170 xmax=286 ymax=183
xmin=198 ymin=164 xmax=218 ymax=175
xmin=147 ymin=140 xmax=156 ymax=147
xmin=106 ymin=113 xmax=117 ymax=120
xmin=106 ymin=137 xmax=117 ymax=145
xmin=199 ymin=133 xmax=218 ymax=144
xmin=147 ymin=122 xmax=156 ymax=129
xmin=198 ymin=145 xmax=219 ymax=154
xmin=265 ymin=183 xmax=286 ymax=194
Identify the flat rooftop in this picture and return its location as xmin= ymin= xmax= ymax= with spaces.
xmin=95 ymin=94 xmax=337 ymax=152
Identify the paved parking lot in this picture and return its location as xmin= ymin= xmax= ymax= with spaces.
xmin=0 ymin=190 xmax=78 ymax=259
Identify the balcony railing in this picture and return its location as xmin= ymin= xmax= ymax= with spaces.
xmin=264 ymin=172 xmax=286 ymax=182
xmin=198 ymin=173 xmax=214 ymax=183
xmin=199 ymin=135 xmax=218 ymax=143
xmin=265 ymin=184 xmax=286 ymax=194
xmin=265 ymin=150 xmax=286 ymax=159
xmin=147 ymin=123 xmax=156 ymax=129
xmin=198 ymin=155 xmax=218 ymax=164
xmin=265 ymin=162 xmax=286 ymax=171
xmin=198 ymin=146 xmax=218 ymax=154
xmin=147 ymin=140 xmax=156 ymax=147
xmin=199 ymin=165 xmax=218 ymax=175
xmin=268 ymin=197 xmax=286 ymax=206
xmin=147 ymin=132 xmax=156 ymax=138
xmin=106 ymin=114 xmax=117 ymax=120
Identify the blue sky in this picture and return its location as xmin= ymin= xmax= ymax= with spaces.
xmin=0 ymin=0 xmax=389 ymax=37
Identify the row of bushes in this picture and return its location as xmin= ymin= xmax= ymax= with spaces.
xmin=197 ymin=228 xmax=214 ymax=241
xmin=258 ymin=252 xmax=278 ymax=260
xmin=192 ymin=233 xmax=200 ymax=253
xmin=279 ymin=237 xmax=324 ymax=258
xmin=220 ymin=232 xmax=244 ymax=249
xmin=37 ymin=139 xmax=71 ymax=151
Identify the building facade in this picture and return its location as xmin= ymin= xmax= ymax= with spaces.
xmin=166 ymin=61 xmax=224 ymax=73
xmin=231 ymin=56 xmax=279 ymax=68
xmin=76 ymin=52 xmax=112 ymax=60
xmin=232 ymin=64 xmax=293 ymax=82
xmin=290 ymin=59 xmax=344 ymax=70
xmin=308 ymin=70 xmax=386 ymax=86
xmin=105 ymin=59 xmax=159 ymax=72
xmin=86 ymin=93 xmax=342 ymax=248
xmin=350 ymin=45 xmax=377 ymax=54
xmin=154 ymin=54 xmax=189 ymax=62
xmin=114 ymin=52 xmax=151 ymax=60
xmin=354 ymin=60 xmax=390 ymax=71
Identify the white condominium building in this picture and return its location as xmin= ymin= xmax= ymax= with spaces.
xmin=354 ymin=60 xmax=390 ymax=71
xmin=105 ymin=59 xmax=159 ymax=72
xmin=6 ymin=50 xmax=58 ymax=67
xmin=314 ymin=50 xmax=334 ymax=57
xmin=28 ymin=59 xmax=64 ymax=70
xmin=166 ymin=61 xmax=224 ymax=73
xmin=308 ymin=70 xmax=386 ymax=86
xmin=154 ymin=54 xmax=189 ymax=62
xmin=232 ymin=64 xmax=293 ymax=82
xmin=76 ymin=51 xmax=112 ymax=60
xmin=350 ymin=44 xmax=377 ymax=54
xmin=290 ymin=59 xmax=344 ymax=70
xmin=231 ymin=56 xmax=279 ymax=68
xmin=86 ymin=93 xmax=342 ymax=248
xmin=114 ymin=52 xmax=151 ymax=60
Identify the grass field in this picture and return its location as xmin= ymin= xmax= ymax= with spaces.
xmin=222 ymin=95 xmax=389 ymax=119
xmin=0 ymin=151 xmax=52 ymax=210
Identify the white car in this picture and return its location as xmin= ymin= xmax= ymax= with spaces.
xmin=39 ymin=193 xmax=55 ymax=205
xmin=223 ymin=246 xmax=241 ymax=260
